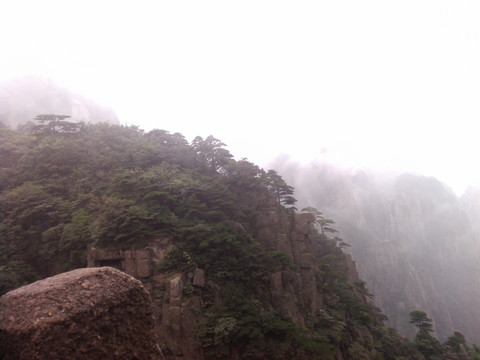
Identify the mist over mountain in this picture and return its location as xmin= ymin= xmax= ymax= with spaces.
xmin=270 ymin=156 xmax=480 ymax=343
xmin=0 ymin=121 xmax=419 ymax=359
xmin=0 ymin=76 xmax=119 ymax=128
xmin=3 ymin=111 xmax=480 ymax=358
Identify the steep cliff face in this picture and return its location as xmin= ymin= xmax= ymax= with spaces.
xmin=3 ymin=117 xmax=478 ymax=357
xmin=256 ymin=211 xmax=320 ymax=328
xmin=249 ymin=209 xmax=400 ymax=359
xmin=86 ymin=210 xmax=388 ymax=359
xmin=274 ymin=161 xmax=480 ymax=343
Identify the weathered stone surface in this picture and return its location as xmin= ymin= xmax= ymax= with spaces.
xmin=170 ymin=276 xmax=184 ymax=299
xmin=136 ymin=248 xmax=150 ymax=261
xmin=276 ymin=233 xmax=293 ymax=257
xmin=169 ymin=276 xmax=184 ymax=307
xmin=0 ymin=267 xmax=159 ymax=360
xmin=87 ymin=247 xmax=123 ymax=267
xmin=137 ymin=258 xmax=152 ymax=278
xmin=193 ymin=268 xmax=205 ymax=287
xmin=281 ymin=270 xmax=301 ymax=293
xmin=299 ymin=253 xmax=315 ymax=269
xmin=123 ymin=253 xmax=136 ymax=276
xmin=271 ymin=271 xmax=283 ymax=291
xmin=295 ymin=212 xmax=315 ymax=232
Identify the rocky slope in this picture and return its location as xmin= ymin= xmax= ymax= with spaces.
xmin=86 ymin=210 xmax=389 ymax=359
xmin=3 ymin=120 xmax=478 ymax=358
xmin=273 ymin=159 xmax=480 ymax=343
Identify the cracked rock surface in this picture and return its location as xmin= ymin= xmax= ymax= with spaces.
xmin=0 ymin=267 xmax=158 ymax=360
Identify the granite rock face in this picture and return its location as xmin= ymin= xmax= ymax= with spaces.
xmin=87 ymin=239 xmax=202 ymax=359
xmin=275 ymin=160 xmax=480 ymax=342
xmin=257 ymin=211 xmax=321 ymax=328
xmin=0 ymin=267 xmax=158 ymax=360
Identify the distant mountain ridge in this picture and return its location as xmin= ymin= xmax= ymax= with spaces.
xmin=2 ymin=119 xmax=480 ymax=358
xmin=0 ymin=76 xmax=119 ymax=128
xmin=271 ymin=158 xmax=480 ymax=343
xmin=0 ymin=122 xmax=407 ymax=359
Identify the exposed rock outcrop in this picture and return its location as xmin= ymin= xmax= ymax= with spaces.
xmin=84 ymin=207 xmax=387 ymax=359
xmin=86 ymin=211 xmax=327 ymax=357
xmin=274 ymin=160 xmax=480 ymax=342
xmin=88 ymin=239 xmax=202 ymax=359
xmin=262 ymin=212 xmax=320 ymax=327
xmin=0 ymin=267 xmax=158 ymax=360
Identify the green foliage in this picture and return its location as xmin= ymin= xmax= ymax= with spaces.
xmin=348 ymin=341 xmax=371 ymax=360
xmin=191 ymin=135 xmax=233 ymax=172
xmin=469 ymin=344 xmax=480 ymax=360
xmin=301 ymin=206 xmax=338 ymax=235
xmin=264 ymin=169 xmax=297 ymax=209
xmin=0 ymin=121 xmax=296 ymax=294
xmin=444 ymin=332 xmax=464 ymax=353
xmin=0 ymin=265 xmax=25 ymax=295
xmin=26 ymin=114 xmax=83 ymax=136
xmin=196 ymin=287 xmax=333 ymax=360
xmin=268 ymin=250 xmax=297 ymax=270
xmin=196 ymin=314 xmax=239 ymax=358
xmin=3 ymin=120 xmax=465 ymax=360
xmin=60 ymin=210 xmax=93 ymax=250
xmin=89 ymin=196 xmax=159 ymax=247
xmin=309 ymin=225 xmax=416 ymax=360
xmin=409 ymin=311 xmax=443 ymax=360
xmin=158 ymin=245 xmax=196 ymax=273
xmin=409 ymin=311 xmax=434 ymax=334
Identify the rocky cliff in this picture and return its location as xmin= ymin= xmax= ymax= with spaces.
xmin=5 ymin=121 xmax=471 ymax=358
xmin=85 ymin=210 xmax=388 ymax=359
xmin=273 ymin=160 xmax=480 ymax=343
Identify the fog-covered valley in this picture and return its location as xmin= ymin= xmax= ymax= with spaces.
xmin=2 ymin=1 xmax=480 ymax=358
xmin=2 ymin=88 xmax=480 ymax=357
xmin=270 ymin=157 xmax=480 ymax=343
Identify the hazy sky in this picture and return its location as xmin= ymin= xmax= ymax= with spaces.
xmin=1 ymin=1 xmax=480 ymax=195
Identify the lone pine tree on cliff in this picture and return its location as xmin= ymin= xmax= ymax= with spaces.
xmin=409 ymin=310 xmax=444 ymax=359
xmin=26 ymin=114 xmax=82 ymax=135
xmin=263 ymin=169 xmax=296 ymax=209
xmin=301 ymin=206 xmax=337 ymax=235
xmin=191 ymin=135 xmax=233 ymax=172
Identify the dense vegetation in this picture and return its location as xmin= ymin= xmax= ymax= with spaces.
xmin=0 ymin=118 xmax=293 ymax=288
xmin=1 ymin=118 xmax=479 ymax=359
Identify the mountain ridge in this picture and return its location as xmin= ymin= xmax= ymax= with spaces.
xmin=1 ymin=118 xmax=479 ymax=358
xmin=271 ymin=158 xmax=480 ymax=343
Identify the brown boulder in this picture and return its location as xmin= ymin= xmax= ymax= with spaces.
xmin=193 ymin=268 xmax=205 ymax=287
xmin=0 ymin=267 xmax=159 ymax=360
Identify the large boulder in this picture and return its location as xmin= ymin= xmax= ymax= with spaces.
xmin=0 ymin=267 xmax=159 ymax=360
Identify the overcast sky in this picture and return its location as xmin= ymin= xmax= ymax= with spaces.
xmin=1 ymin=1 xmax=480 ymax=195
